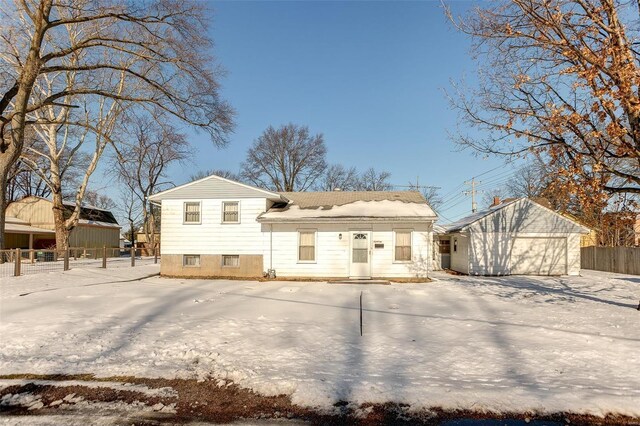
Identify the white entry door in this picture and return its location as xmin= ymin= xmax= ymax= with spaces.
xmin=350 ymin=231 xmax=371 ymax=278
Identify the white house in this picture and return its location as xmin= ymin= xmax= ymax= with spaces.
xmin=148 ymin=175 xmax=438 ymax=279
xmin=434 ymin=198 xmax=590 ymax=276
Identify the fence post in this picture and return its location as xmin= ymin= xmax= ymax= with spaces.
xmin=154 ymin=246 xmax=158 ymax=264
xmin=102 ymin=246 xmax=107 ymax=268
xmin=64 ymin=249 xmax=70 ymax=271
xmin=14 ymin=248 xmax=21 ymax=277
xmin=131 ymin=247 xmax=135 ymax=267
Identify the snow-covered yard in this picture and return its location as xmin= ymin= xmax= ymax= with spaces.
xmin=1 ymin=266 xmax=639 ymax=418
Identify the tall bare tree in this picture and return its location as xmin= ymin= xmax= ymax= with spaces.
xmin=446 ymin=0 xmax=640 ymax=213
xmin=241 ymin=124 xmax=327 ymax=192
xmin=315 ymin=164 xmax=359 ymax=191
xmin=356 ymin=167 xmax=392 ymax=191
xmin=189 ymin=169 xmax=240 ymax=183
xmin=0 ymin=0 xmax=233 ymax=248
xmin=113 ymin=113 xmax=190 ymax=249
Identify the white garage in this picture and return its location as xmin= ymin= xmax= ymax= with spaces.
xmin=437 ymin=198 xmax=590 ymax=276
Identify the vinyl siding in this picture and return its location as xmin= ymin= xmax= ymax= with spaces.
xmin=160 ymin=198 xmax=269 ymax=255
xmin=262 ymin=222 xmax=433 ymax=278
xmin=468 ymin=199 xmax=587 ymax=234
xmin=150 ymin=176 xmax=280 ymax=200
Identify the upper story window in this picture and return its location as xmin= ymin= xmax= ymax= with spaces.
xmin=184 ymin=202 xmax=201 ymax=224
xmin=222 ymin=201 xmax=240 ymax=223
xmin=394 ymin=230 xmax=412 ymax=262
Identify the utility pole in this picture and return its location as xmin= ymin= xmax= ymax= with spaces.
xmin=464 ymin=177 xmax=480 ymax=213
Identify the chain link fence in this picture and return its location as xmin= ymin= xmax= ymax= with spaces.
xmin=0 ymin=247 xmax=160 ymax=278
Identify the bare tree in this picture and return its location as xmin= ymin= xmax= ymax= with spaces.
xmin=407 ymin=184 xmax=443 ymax=210
xmin=118 ymin=185 xmax=142 ymax=249
xmin=241 ymin=124 xmax=327 ymax=192
xmin=0 ymin=0 xmax=234 ymax=248
xmin=446 ymin=0 xmax=640 ymax=219
xmin=113 ymin=113 xmax=190 ymax=249
xmin=6 ymin=160 xmax=52 ymax=202
xmin=84 ymin=190 xmax=116 ymax=211
xmin=315 ymin=164 xmax=359 ymax=191
xmin=356 ymin=168 xmax=392 ymax=191
xmin=190 ymin=169 xmax=240 ymax=183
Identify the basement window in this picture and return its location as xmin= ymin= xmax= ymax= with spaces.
xmin=222 ymin=255 xmax=240 ymax=268
xmin=183 ymin=255 xmax=200 ymax=267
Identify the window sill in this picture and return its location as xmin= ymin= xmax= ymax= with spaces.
xmin=297 ymin=260 xmax=317 ymax=264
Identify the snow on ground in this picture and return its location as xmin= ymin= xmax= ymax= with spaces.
xmin=1 ymin=266 xmax=639 ymax=417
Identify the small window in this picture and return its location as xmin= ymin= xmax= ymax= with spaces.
xmin=222 ymin=255 xmax=239 ymax=267
xmin=183 ymin=254 xmax=200 ymax=267
xmin=184 ymin=202 xmax=201 ymax=223
xmin=395 ymin=231 xmax=412 ymax=262
xmin=222 ymin=202 xmax=240 ymax=223
xmin=298 ymin=230 xmax=316 ymax=262
xmin=453 ymin=238 xmax=458 ymax=253
xmin=439 ymin=239 xmax=451 ymax=254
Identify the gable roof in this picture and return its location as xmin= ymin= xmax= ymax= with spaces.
xmin=148 ymin=174 xmax=283 ymax=202
xmin=258 ymin=191 xmax=437 ymax=223
xmin=442 ymin=198 xmax=590 ymax=234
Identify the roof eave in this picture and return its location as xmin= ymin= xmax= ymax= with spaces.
xmin=257 ymin=215 xmax=437 ymax=224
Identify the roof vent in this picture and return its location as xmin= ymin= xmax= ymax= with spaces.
xmin=334 ymin=188 xmax=342 ymax=191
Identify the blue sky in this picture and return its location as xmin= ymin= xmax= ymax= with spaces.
xmin=103 ymin=1 xmax=525 ymax=223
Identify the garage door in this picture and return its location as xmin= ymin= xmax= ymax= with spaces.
xmin=510 ymin=237 xmax=567 ymax=275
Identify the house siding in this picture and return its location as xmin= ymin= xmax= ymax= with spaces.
xmin=263 ymin=222 xmax=432 ymax=278
xmin=160 ymin=197 xmax=270 ymax=256
xmin=150 ymin=176 xmax=280 ymax=200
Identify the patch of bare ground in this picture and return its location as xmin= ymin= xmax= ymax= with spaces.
xmin=1 ymin=374 xmax=639 ymax=425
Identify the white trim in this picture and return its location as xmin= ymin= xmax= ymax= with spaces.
xmin=148 ymin=174 xmax=282 ymax=201
xmin=349 ymin=230 xmax=371 ymax=279
xmin=221 ymin=200 xmax=241 ymax=224
xmin=183 ymin=201 xmax=202 ymax=225
xmin=393 ymin=229 xmax=413 ymax=263
xmin=297 ymin=228 xmax=317 ymax=264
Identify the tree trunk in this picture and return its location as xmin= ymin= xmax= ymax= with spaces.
xmin=52 ymin=190 xmax=69 ymax=250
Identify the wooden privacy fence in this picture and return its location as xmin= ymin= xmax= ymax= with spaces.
xmin=581 ymin=246 xmax=640 ymax=275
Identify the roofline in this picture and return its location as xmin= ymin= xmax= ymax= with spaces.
xmin=446 ymin=199 xmax=520 ymax=233
xmin=447 ymin=198 xmax=591 ymax=234
xmin=257 ymin=216 xmax=437 ymax=224
xmin=147 ymin=174 xmax=283 ymax=201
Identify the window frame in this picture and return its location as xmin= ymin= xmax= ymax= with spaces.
xmin=183 ymin=254 xmax=201 ymax=267
xmin=297 ymin=229 xmax=317 ymax=263
xmin=221 ymin=254 xmax=240 ymax=268
xmin=393 ymin=229 xmax=413 ymax=263
xmin=221 ymin=201 xmax=241 ymax=224
xmin=183 ymin=201 xmax=202 ymax=225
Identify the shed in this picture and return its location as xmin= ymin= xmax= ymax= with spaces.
xmin=6 ymin=196 xmax=121 ymax=249
xmin=437 ymin=198 xmax=590 ymax=276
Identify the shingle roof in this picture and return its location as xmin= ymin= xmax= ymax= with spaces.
xmin=279 ymin=191 xmax=427 ymax=208
xmin=259 ymin=191 xmax=437 ymax=222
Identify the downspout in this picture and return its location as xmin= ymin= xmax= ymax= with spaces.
xmin=270 ymin=223 xmax=273 ymax=271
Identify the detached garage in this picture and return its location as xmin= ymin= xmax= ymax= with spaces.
xmin=438 ymin=198 xmax=590 ymax=276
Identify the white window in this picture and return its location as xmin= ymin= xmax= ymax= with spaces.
xmin=395 ymin=231 xmax=412 ymax=262
xmin=183 ymin=254 xmax=200 ymax=267
xmin=222 ymin=255 xmax=239 ymax=267
xmin=184 ymin=202 xmax=201 ymax=224
xmin=298 ymin=230 xmax=316 ymax=262
xmin=222 ymin=201 xmax=240 ymax=223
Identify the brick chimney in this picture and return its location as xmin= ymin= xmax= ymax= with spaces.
xmin=490 ymin=196 xmax=501 ymax=207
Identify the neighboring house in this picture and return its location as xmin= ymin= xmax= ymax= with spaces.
xmin=434 ymin=198 xmax=590 ymax=276
xmin=3 ymin=215 xmax=56 ymax=250
xmin=6 ymin=196 xmax=121 ymax=249
xmin=148 ymin=175 xmax=438 ymax=279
